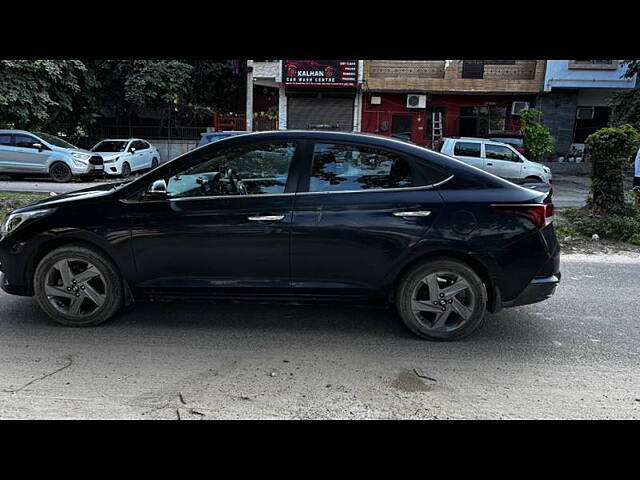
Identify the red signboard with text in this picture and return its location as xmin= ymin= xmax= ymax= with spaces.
xmin=283 ymin=60 xmax=358 ymax=87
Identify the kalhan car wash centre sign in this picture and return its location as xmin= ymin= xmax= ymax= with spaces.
xmin=283 ymin=60 xmax=358 ymax=87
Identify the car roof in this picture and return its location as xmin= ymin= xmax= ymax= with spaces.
xmin=443 ymin=137 xmax=516 ymax=148
xmin=100 ymin=138 xmax=142 ymax=142
xmin=0 ymin=129 xmax=35 ymax=135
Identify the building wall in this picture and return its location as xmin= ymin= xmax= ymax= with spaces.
xmin=364 ymin=60 xmax=546 ymax=93
xmin=544 ymin=60 xmax=635 ymax=91
xmin=537 ymin=89 xmax=578 ymax=156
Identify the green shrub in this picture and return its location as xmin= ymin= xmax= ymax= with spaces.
xmin=564 ymin=209 xmax=640 ymax=243
xmin=585 ymin=124 xmax=640 ymax=215
xmin=519 ymin=108 xmax=555 ymax=162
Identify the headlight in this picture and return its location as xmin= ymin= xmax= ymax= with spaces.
xmin=104 ymin=157 xmax=118 ymax=164
xmin=71 ymin=152 xmax=91 ymax=162
xmin=1 ymin=209 xmax=55 ymax=236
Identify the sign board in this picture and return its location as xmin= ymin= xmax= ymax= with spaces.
xmin=283 ymin=60 xmax=358 ymax=87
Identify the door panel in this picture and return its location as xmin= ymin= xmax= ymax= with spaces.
xmin=129 ymin=195 xmax=294 ymax=294
xmin=128 ymin=140 xmax=300 ymax=296
xmin=484 ymin=144 xmax=522 ymax=180
xmin=451 ymin=141 xmax=485 ymax=170
xmin=290 ymin=141 xmax=444 ymax=297
xmin=291 ymin=190 xmax=443 ymax=296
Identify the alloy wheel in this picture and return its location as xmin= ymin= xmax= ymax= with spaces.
xmin=43 ymin=258 xmax=107 ymax=317
xmin=411 ymin=271 xmax=476 ymax=333
xmin=50 ymin=163 xmax=71 ymax=182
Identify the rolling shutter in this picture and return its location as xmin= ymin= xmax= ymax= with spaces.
xmin=287 ymin=95 xmax=354 ymax=131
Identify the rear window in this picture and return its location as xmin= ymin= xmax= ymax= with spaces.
xmin=453 ymin=142 xmax=481 ymax=158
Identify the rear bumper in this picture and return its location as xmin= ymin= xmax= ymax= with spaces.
xmin=503 ymin=274 xmax=560 ymax=308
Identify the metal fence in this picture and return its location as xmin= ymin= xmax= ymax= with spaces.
xmin=96 ymin=125 xmax=206 ymax=140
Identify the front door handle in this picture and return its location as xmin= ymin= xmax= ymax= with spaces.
xmin=393 ymin=211 xmax=431 ymax=218
xmin=248 ymin=215 xmax=285 ymax=221
xmin=486 ymin=162 xmax=493 ymax=166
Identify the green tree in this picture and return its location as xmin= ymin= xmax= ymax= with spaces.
xmin=609 ymin=60 xmax=640 ymax=129
xmin=0 ymin=60 xmax=89 ymax=131
xmin=519 ymin=108 xmax=555 ymax=162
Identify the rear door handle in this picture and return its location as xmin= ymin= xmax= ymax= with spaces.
xmin=486 ymin=162 xmax=493 ymax=166
xmin=248 ymin=215 xmax=285 ymax=221
xmin=393 ymin=211 xmax=431 ymax=218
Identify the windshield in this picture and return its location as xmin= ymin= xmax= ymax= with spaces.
xmin=92 ymin=140 xmax=128 ymax=153
xmin=35 ymin=132 xmax=77 ymax=149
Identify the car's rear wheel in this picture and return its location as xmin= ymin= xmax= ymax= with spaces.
xmin=396 ymin=258 xmax=487 ymax=341
xmin=34 ymin=245 xmax=123 ymax=327
xmin=49 ymin=162 xmax=73 ymax=183
xmin=121 ymin=162 xmax=131 ymax=178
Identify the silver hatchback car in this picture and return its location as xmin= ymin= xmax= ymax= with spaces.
xmin=0 ymin=130 xmax=104 ymax=182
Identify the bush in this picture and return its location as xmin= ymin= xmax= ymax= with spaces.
xmin=585 ymin=124 xmax=640 ymax=215
xmin=519 ymin=108 xmax=555 ymax=162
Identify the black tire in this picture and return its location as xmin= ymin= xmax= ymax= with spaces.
xmin=33 ymin=244 xmax=124 ymax=327
xmin=49 ymin=162 xmax=73 ymax=183
xmin=151 ymin=158 xmax=159 ymax=169
xmin=525 ymin=176 xmax=543 ymax=183
xmin=121 ymin=162 xmax=131 ymax=178
xmin=396 ymin=258 xmax=488 ymax=341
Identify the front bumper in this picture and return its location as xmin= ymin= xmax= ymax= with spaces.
xmin=503 ymin=274 xmax=560 ymax=308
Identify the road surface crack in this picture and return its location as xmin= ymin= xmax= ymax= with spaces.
xmin=4 ymin=354 xmax=75 ymax=394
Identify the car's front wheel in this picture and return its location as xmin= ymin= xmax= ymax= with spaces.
xmin=151 ymin=158 xmax=158 ymax=169
xmin=121 ymin=162 xmax=131 ymax=178
xmin=396 ymin=258 xmax=487 ymax=341
xmin=49 ymin=162 xmax=73 ymax=183
xmin=34 ymin=244 xmax=124 ymax=327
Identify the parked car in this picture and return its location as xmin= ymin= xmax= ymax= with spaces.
xmin=0 ymin=130 xmax=104 ymax=182
xmin=0 ymin=131 xmax=560 ymax=341
xmin=487 ymin=131 xmax=528 ymax=157
xmin=91 ymin=138 xmax=160 ymax=178
xmin=439 ymin=137 xmax=551 ymax=184
xmin=197 ymin=131 xmax=248 ymax=148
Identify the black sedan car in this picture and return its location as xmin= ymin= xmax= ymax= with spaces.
xmin=0 ymin=131 xmax=560 ymax=340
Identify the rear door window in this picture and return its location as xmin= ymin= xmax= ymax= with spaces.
xmin=0 ymin=134 xmax=12 ymax=146
xmin=309 ymin=143 xmax=413 ymax=192
xmin=453 ymin=142 xmax=481 ymax=157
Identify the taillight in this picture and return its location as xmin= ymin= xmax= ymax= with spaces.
xmin=490 ymin=203 xmax=554 ymax=229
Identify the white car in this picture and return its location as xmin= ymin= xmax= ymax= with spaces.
xmin=439 ymin=137 xmax=551 ymax=184
xmin=91 ymin=138 xmax=160 ymax=178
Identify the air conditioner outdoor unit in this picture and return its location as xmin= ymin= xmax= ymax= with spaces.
xmin=406 ymin=94 xmax=427 ymax=109
xmin=576 ymin=107 xmax=595 ymax=120
xmin=511 ymin=101 xmax=530 ymax=115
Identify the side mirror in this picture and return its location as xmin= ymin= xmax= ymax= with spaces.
xmin=146 ymin=179 xmax=168 ymax=200
xmin=129 ymin=147 xmax=136 ymax=154
xmin=32 ymin=143 xmax=43 ymax=152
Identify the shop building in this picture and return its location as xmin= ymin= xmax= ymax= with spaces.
xmin=360 ymin=60 xmax=546 ymax=148
xmin=539 ymin=60 xmax=636 ymax=157
xmin=247 ymin=60 xmax=364 ymax=132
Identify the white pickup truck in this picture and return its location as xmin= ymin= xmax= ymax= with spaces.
xmin=439 ymin=137 xmax=551 ymax=184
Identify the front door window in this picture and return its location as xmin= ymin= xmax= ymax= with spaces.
xmin=167 ymin=143 xmax=296 ymax=198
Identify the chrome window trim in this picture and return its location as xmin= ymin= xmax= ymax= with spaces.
xmin=297 ymin=174 xmax=454 ymax=196
xmin=124 ymin=175 xmax=454 ymax=203
xmin=170 ymin=192 xmax=296 ymax=202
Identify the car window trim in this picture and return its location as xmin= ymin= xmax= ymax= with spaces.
xmin=167 ymin=175 xmax=455 ymax=201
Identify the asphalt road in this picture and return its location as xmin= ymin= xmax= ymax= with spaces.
xmin=1 ymin=253 xmax=639 ymax=419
